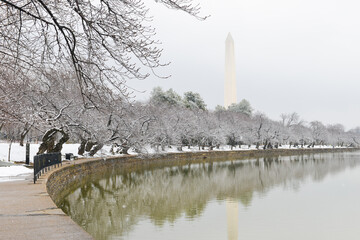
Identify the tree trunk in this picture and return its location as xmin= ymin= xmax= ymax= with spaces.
xmin=52 ymin=131 xmax=69 ymax=152
xmin=37 ymin=128 xmax=68 ymax=154
xmin=19 ymin=123 xmax=32 ymax=147
xmin=121 ymin=145 xmax=130 ymax=155
xmin=85 ymin=141 xmax=95 ymax=152
xmin=263 ymin=140 xmax=268 ymax=150
xmin=8 ymin=140 xmax=13 ymax=162
xmin=89 ymin=143 xmax=104 ymax=156
xmin=110 ymin=144 xmax=115 ymax=155
xmin=37 ymin=129 xmax=57 ymax=154
xmin=78 ymin=140 xmax=86 ymax=155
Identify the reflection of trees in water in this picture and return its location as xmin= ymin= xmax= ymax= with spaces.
xmin=60 ymin=152 xmax=359 ymax=240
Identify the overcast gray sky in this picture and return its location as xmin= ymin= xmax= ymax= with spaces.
xmin=130 ymin=0 xmax=360 ymax=130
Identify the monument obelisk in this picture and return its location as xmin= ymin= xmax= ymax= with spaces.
xmin=224 ymin=33 xmax=237 ymax=108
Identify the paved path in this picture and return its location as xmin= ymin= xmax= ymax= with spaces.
xmin=0 ymin=165 xmax=93 ymax=240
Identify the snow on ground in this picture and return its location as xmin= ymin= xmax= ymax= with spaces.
xmin=0 ymin=164 xmax=33 ymax=183
xmin=0 ymin=142 xmax=340 ymax=163
xmin=0 ymin=142 xmax=115 ymax=163
xmin=0 ymin=143 xmax=41 ymax=163
xmin=0 ymin=142 xmax=129 ymax=182
xmin=0 ymin=141 xmax=343 ymax=182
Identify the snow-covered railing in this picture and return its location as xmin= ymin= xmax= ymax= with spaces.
xmin=34 ymin=153 xmax=62 ymax=184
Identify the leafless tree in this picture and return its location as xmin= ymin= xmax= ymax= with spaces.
xmin=309 ymin=121 xmax=328 ymax=146
xmin=0 ymin=0 xmax=206 ymax=103
xmin=0 ymin=0 xmax=207 ymax=153
xmin=280 ymin=112 xmax=303 ymax=128
xmin=327 ymin=124 xmax=345 ymax=147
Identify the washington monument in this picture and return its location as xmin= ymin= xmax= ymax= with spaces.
xmin=224 ymin=33 xmax=237 ymax=108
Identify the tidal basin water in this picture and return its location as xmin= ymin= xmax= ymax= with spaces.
xmin=60 ymin=151 xmax=360 ymax=240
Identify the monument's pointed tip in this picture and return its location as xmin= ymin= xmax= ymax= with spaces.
xmin=226 ymin=32 xmax=234 ymax=42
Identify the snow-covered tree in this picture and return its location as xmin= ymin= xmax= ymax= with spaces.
xmin=150 ymin=87 xmax=183 ymax=106
xmin=0 ymin=0 xmax=205 ymax=103
xmin=183 ymin=91 xmax=206 ymax=110
xmin=280 ymin=112 xmax=302 ymax=128
xmin=348 ymin=127 xmax=360 ymax=147
xmin=309 ymin=121 xmax=328 ymax=146
xmin=327 ymin=124 xmax=345 ymax=147
xmin=214 ymin=105 xmax=226 ymax=112
xmin=0 ymin=1 xmax=207 ymax=154
xmin=227 ymin=99 xmax=253 ymax=116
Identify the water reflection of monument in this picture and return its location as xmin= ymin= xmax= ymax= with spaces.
xmin=226 ymin=199 xmax=239 ymax=240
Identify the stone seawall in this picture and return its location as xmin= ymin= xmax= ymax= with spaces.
xmin=47 ymin=148 xmax=359 ymax=206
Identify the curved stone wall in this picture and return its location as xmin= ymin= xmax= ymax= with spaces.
xmin=46 ymin=148 xmax=359 ymax=206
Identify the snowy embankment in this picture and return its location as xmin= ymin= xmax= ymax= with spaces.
xmin=0 ymin=163 xmax=33 ymax=182
xmin=0 ymin=143 xmax=78 ymax=183
xmin=0 ymin=142 xmax=342 ymax=164
xmin=0 ymin=142 xmax=121 ymax=182
xmin=0 ymin=142 xmax=123 ymax=182
xmin=0 ymin=142 xmax=116 ymax=163
xmin=0 ymin=142 xmax=345 ymax=183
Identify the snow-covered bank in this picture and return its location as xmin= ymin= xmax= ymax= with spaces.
xmin=0 ymin=143 xmax=41 ymax=163
xmin=0 ymin=142 xmax=115 ymax=163
xmin=140 ymin=144 xmax=342 ymax=154
xmin=0 ymin=165 xmax=33 ymax=183
xmin=0 ymin=142 xmax=350 ymax=183
xmin=0 ymin=143 xmax=123 ymax=182
xmin=0 ymin=142 xmax=347 ymax=164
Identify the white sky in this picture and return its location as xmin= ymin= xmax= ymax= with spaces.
xmin=129 ymin=0 xmax=360 ymax=130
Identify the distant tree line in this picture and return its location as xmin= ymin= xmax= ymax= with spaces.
xmin=135 ymin=87 xmax=360 ymax=151
xmin=1 ymin=83 xmax=359 ymax=155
